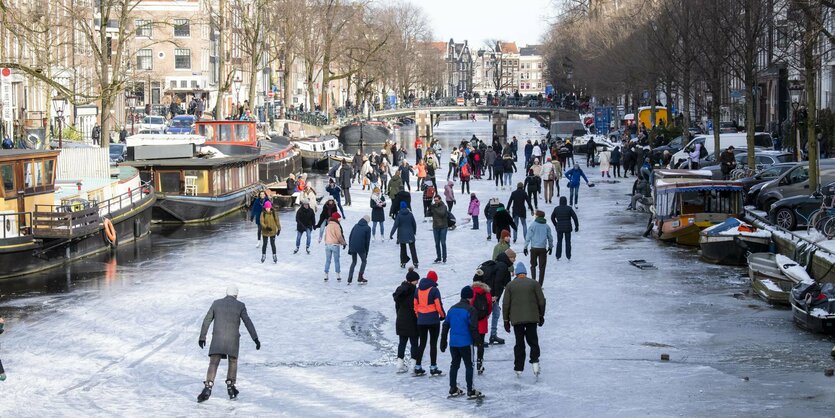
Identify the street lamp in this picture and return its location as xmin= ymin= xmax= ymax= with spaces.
xmin=125 ymin=94 xmax=137 ymax=135
xmin=52 ymin=94 xmax=67 ymax=148
xmin=233 ymin=77 xmax=242 ymax=118
xmin=789 ymin=79 xmax=803 ymax=161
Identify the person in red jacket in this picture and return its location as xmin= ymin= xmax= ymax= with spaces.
xmin=470 ymin=281 xmax=493 ymax=375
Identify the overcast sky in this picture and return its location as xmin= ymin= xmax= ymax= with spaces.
xmin=415 ymin=0 xmax=554 ymax=47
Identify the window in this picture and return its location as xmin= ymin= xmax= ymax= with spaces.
xmin=174 ymin=19 xmax=190 ymax=37
xmin=136 ymin=49 xmax=152 ymax=70
xmin=170 ymin=80 xmax=177 ymax=89
xmin=135 ymin=19 xmax=152 ymax=38
xmin=175 ymin=48 xmax=191 ymax=69
xmin=157 ymin=172 xmax=182 ymax=193
xmin=184 ymin=170 xmax=209 ymax=194
xmin=1 ymin=164 xmax=14 ymax=195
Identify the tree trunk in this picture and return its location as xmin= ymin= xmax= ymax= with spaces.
xmin=745 ymin=75 xmax=756 ymax=169
xmin=248 ymin=55 xmax=258 ymax=116
xmin=282 ymin=53 xmax=293 ymax=118
xmin=321 ymin=52 xmax=331 ymax=116
xmin=805 ymin=36 xmax=819 ymax=192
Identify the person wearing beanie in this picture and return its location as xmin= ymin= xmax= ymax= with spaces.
xmin=440 ymin=285 xmax=482 ymax=399
xmin=503 ymin=262 xmax=546 ymax=377
xmin=469 ymin=281 xmax=492 ymax=375
xmin=550 ymin=196 xmax=579 ymax=261
xmin=492 ymin=229 xmax=511 ymax=261
xmin=323 ymin=211 xmax=347 ymax=281
xmin=249 ymin=190 xmax=268 ymax=243
xmin=391 ymin=200 xmax=419 ymax=268
xmin=347 ymin=215 xmax=372 ymax=284
xmin=393 ymin=268 xmax=421 ymax=373
xmin=198 ymin=285 xmax=260 ymax=402
xmin=370 ymin=187 xmax=387 ymax=241
xmin=507 ymin=181 xmax=535 ymax=243
xmin=325 ymin=178 xmax=346 ymax=218
xmin=294 ymin=200 xmax=315 ymax=254
xmin=413 ymin=270 xmax=446 ymax=376
xmin=524 ymin=210 xmax=553 ymax=286
xmin=316 ymin=197 xmax=340 ymax=243
xmin=259 ymin=199 xmax=281 ymax=263
xmin=467 ymin=193 xmax=480 ymax=230
xmin=443 ymin=180 xmax=456 ymax=211
xmin=430 ymin=194 xmax=449 ymax=263
xmin=491 ymin=203 xmax=516 ymax=241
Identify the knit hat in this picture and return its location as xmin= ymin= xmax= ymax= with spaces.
xmin=460 ymin=285 xmax=474 ymax=300
xmin=515 ymin=262 xmax=527 ymax=276
xmin=406 ymin=267 xmax=420 ymax=283
xmin=226 ymin=285 xmax=239 ymax=297
xmin=400 ymin=201 xmax=407 ymax=209
xmin=263 ymin=200 xmax=273 ymax=210
xmin=505 ymin=248 xmax=516 ymax=260
xmin=426 ymin=270 xmax=438 ymax=282
xmin=535 ymin=210 xmax=545 ymax=218
xmin=501 ymin=230 xmax=511 ymax=240
xmin=362 ymin=214 xmax=371 ymax=223
xmin=330 ymin=212 xmax=341 ymax=221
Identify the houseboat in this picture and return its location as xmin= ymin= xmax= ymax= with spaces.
xmin=0 ymin=148 xmax=155 ymax=280
xmin=195 ymin=120 xmax=260 ymax=156
xmin=259 ymin=134 xmax=301 ymax=183
xmin=651 ymin=178 xmax=744 ymax=246
xmin=292 ymin=134 xmax=342 ymax=170
xmin=124 ymin=153 xmax=263 ymax=223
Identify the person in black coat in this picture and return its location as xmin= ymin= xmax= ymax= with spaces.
xmin=523 ymin=171 xmax=542 ymax=210
xmin=507 ymin=182 xmax=534 ymax=243
xmin=347 ymin=215 xmax=372 ymax=284
xmin=610 ymin=146 xmax=622 ymax=177
xmin=489 ymin=250 xmax=515 ymax=344
xmin=390 ymin=189 xmax=412 ymax=220
xmin=393 ymin=268 xmax=421 ymax=372
xmin=491 ymin=204 xmax=516 ymax=241
xmin=294 ymin=201 xmax=316 ymax=254
xmin=493 ymin=154 xmax=506 ymax=189
xmin=317 ymin=198 xmax=339 ymax=242
xmin=550 ymin=196 xmax=579 ymax=260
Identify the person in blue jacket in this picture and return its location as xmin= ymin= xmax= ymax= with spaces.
xmin=441 ymin=285 xmax=482 ymax=398
xmin=325 ymin=178 xmax=346 ymax=218
xmin=347 ymin=215 xmax=372 ymax=284
xmin=390 ymin=201 xmax=419 ymax=268
xmin=564 ymin=164 xmax=590 ymax=208
xmin=249 ymin=190 xmax=267 ymax=243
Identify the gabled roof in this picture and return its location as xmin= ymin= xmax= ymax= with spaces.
xmin=499 ymin=42 xmax=519 ymax=54
xmin=520 ymin=45 xmax=543 ymax=56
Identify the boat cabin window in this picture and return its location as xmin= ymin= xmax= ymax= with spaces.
xmin=1 ymin=164 xmax=14 ymax=197
xmin=676 ymin=189 xmax=741 ymax=215
xmin=158 ymin=171 xmax=182 ymax=194
xmin=198 ymin=125 xmax=216 ymax=141
xmin=219 ymin=124 xmax=233 ymax=142
xmin=235 ymin=124 xmax=251 ymax=142
xmin=184 ymin=170 xmax=210 ymax=194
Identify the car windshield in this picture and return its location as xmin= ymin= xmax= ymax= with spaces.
xmin=109 ymin=144 xmax=125 ymax=154
xmin=171 ymin=118 xmax=193 ymax=127
xmin=775 ymin=154 xmax=793 ymax=163
xmin=760 ymin=166 xmax=784 ymax=177
xmin=143 ymin=116 xmax=165 ymax=125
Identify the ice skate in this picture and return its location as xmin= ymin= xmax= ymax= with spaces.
xmin=226 ymin=380 xmax=239 ymax=400
xmin=324 ymin=274 xmax=329 ymax=281
xmin=532 ymin=362 xmax=541 ymax=376
xmin=358 ymin=277 xmax=368 ymax=285
xmin=467 ymin=389 xmax=484 ymax=400
xmin=401 ymin=263 xmax=406 ymax=269
xmin=197 ymin=381 xmax=212 ymax=403
xmin=448 ymin=387 xmax=464 ymax=398
xmin=430 ymin=366 xmax=443 ymax=376
xmin=489 ymin=335 xmax=505 ymax=345
xmin=293 ymin=247 xmax=299 ymax=254
xmin=516 ymin=370 xmax=523 ymax=377
xmin=272 ymin=254 xmax=277 ymax=263
xmin=306 ymin=247 xmax=310 ymax=254
xmin=336 ymin=275 xmax=341 ymax=282
xmin=396 ymin=358 xmax=408 ymax=374
xmin=260 ymin=254 xmax=266 ymax=263
xmin=413 ymin=366 xmax=426 ymax=376
xmin=477 ymin=359 xmax=484 ymax=375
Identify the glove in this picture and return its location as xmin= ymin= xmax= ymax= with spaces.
xmin=249 ymin=217 xmax=254 ymax=222
xmin=523 ymin=248 xmax=529 ymax=256
xmin=575 ymin=227 xmax=579 ymax=232
xmin=343 ymin=244 xmax=347 ymax=250
xmin=440 ymin=341 xmax=447 ymax=352
xmin=255 ymin=339 xmax=261 ymax=350
xmin=504 ymin=320 xmax=511 ymax=333
xmin=548 ymin=247 xmax=553 ymax=255
xmin=539 ymin=316 xmax=545 ymax=327
xmin=199 ymin=340 xmax=205 ymax=349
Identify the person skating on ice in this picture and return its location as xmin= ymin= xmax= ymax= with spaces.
xmin=259 ymin=200 xmax=280 ymax=263
xmin=503 ymin=263 xmax=546 ymax=377
xmin=393 ymin=268 xmax=420 ymax=373
xmin=441 ymin=285 xmax=483 ymax=399
xmin=413 ymin=270 xmax=445 ymax=376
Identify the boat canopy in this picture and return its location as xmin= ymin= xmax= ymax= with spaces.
xmin=654 ymin=180 xmax=744 ymax=220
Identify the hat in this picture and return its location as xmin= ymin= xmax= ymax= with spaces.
xmin=535 ymin=210 xmax=545 ymax=218
xmin=362 ymin=214 xmax=371 ymax=223
xmin=426 ymin=270 xmax=439 ymax=282
xmin=406 ymin=267 xmax=420 ymax=283
xmin=400 ymin=201 xmax=408 ymax=209
xmin=505 ymin=248 xmax=517 ymax=260
xmin=263 ymin=200 xmax=273 ymax=210
xmin=330 ymin=212 xmax=341 ymax=221
xmin=226 ymin=285 xmax=239 ymax=297
xmin=373 ymin=187 xmax=380 ymax=192
xmin=515 ymin=262 xmax=527 ymax=275
xmin=460 ymin=285 xmax=474 ymax=299
xmin=501 ymin=230 xmax=511 ymax=240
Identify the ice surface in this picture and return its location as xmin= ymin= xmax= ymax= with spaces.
xmin=1 ymin=119 xmax=835 ymax=416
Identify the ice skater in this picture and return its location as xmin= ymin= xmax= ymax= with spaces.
xmin=550 ymin=196 xmax=579 ymax=261
xmin=249 ymin=190 xmax=268 ymax=243
xmin=347 ymin=215 xmax=371 ymax=284
xmin=440 ymin=285 xmax=483 ymax=399
xmin=0 ymin=316 xmax=6 ymax=381
xmin=197 ymin=285 xmax=260 ymax=402
xmin=393 ymin=268 xmax=420 ymax=373
xmin=259 ymin=200 xmax=280 ymax=263
xmin=370 ymin=187 xmax=387 ymax=240
xmin=564 ymin=163 xmax=591 ymax=208
xmin=467 ymin=193 xmax=480 ymax=230
xmin=323 ymin=212 xmax=347 ymax=281
xmin=503 ymin=263 xmax=546 ymax=377
xmin=470 ymin=281 xmax=492 ymax=375
xmin=413 ymin=270 xmax=445 ymax=376
xmin=391 ymin=201 xmax=419 ymax=269
xmin=294 ymin=201 xmax=315 ymax=254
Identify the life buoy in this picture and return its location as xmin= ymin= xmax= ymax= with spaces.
xmin=103 ymin=218 xmax=117 ymax=247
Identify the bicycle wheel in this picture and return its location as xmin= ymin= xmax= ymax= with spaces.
xmin=824 ymin=216 xmax=835 ymax=239
xmin=809 ymin=209 xmax=825 ymax=233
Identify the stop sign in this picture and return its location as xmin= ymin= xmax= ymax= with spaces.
xmin=1 ymin=68 xmax=10 ymax=77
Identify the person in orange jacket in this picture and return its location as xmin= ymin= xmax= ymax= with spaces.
xmin=412 ymin=270 xmax=445 ymax=376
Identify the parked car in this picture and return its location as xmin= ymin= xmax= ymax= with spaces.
xmin=109 ymin=143 xmax=127 ymax=163
xmin=670 ymin=132 xmax=773 ymax=168
xmin=756 ymin=159 xmax=835 ymax=211
xmin=138 ymin=115 xmax=167 ymax=133
xmin=700 ymin=150 xmax=794 ymax=179
xmin=768 ymin=182 xmax=835 ymax=230
xmin=166 ymin=115 xmax=196 ymax=134
xmin=651 ymin=135 xmax=687 ymax=163
xmin=742 ymin=163 xmax=797 ymax=204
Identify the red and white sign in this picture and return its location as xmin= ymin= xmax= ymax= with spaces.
xmin=1 ymin=68 xmax=10 ymax=77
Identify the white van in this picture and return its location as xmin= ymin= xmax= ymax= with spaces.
xmin=669 ymin=132 xmax=773 ymax=168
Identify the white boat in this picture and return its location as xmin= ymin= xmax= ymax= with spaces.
xmin=775 ymin=254 xmax=814 ymax=284
xmin=292 ymin=135 xmax=341 ymax=169
xmin=125 ymin=133 xmax=206 ymax=147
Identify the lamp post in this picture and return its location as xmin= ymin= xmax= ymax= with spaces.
xmin=125 ymin=94 xmax=137 ymax=135
xmin=52 ymin=94 xmax=67 ymax=148
xmin=789 ymin=79 xmax=803 ymax=161
xmin=705 ymin=88 xmax=713 ymax=133
xmin=233 ymin=77 xmax=242 ymax=119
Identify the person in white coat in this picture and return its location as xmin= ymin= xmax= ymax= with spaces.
xmin=598 ymin=149 xmax=611 ymax=178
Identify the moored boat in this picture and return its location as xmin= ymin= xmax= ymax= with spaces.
xmin=259 ymin=134 xmax=301 ymax=183
xmin=338 ymin=121 xmax=391 ymax=146
xmin=292 ymin=135 xmax=342 ymax=170
xmin=652 ymin=178 xmax=745 ymax=246
xmin=699 ymin=218 xmax=772 ymax=265
xmin=790 ymin=281 xmax=835 ymax=334
xmin=747 ymin=252 xmax=796 ymax=306
xmin=195 ymin=120 xmax=260 ymax=156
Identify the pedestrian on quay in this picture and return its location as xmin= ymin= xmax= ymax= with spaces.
xmin=550 ymin=196 xmax=579 ymax=261
xmin=393 ymin=268 xmax=421 ymax=373
xmin=370 ymin=187 xmax=387 ymax=240
xmin=611 ymin=145 xmax=622 ymax=178
xmin=502 ymin=153 xmax=517 ymax=188
xmin=444 ymin=180 xmax=456 ymax=212
xmin=197 ymin=285 xmax=260 ymax=402
xmin=294 ymin=201 xmax=315 ymax=254
xmin=323 ymin=212 xmax=347 ymax=282
xmin=483 ymin=197 xmax=501 ymax=240
xmin=339 ymin=161 xmax=354 ymax=206
xmin=413 ymin=270 xmax=446 ymax=376
xmin=485 ymin=146 xmax=497 ymax=180
xmin=503 ymin=263 xmax=546 ymax=377
xmin=541 ymin=156 xmax=560 ymax=204
xmin=507 ymin=182 xmax=535 ymax=243
xmin=347 ymin=215 xmax=371 ymax=284
xmin=316 ymin=197 xmax=340 ymax=242
xmin=524 ymin=168 xmax=542 ymax=210
xmin=430 ymin=194 xmax=449 ymax=264
xmin=564 ymin=163 xmax=591 ymax=209
xmin=440 ymin=285 xmax=483 ymax=399
xmin=0 ymin=316 xmax=6 ymax=381
xmin=524 ymin=210 xmax=553 ymax=287
xmin=492 ymin=230 xmax=511 ymax=260
xmin=259 ymin=200 xmax=280 ymax=263
xmin=469 ymin=281 xmax=492 ymax=375
xmin=391 ymin=201 xmax=419 ymax=268
xmin=492 ymin=205 xmax=516 ymax=242
xmin=720 ymin=146 xmax=737 ymax=180
xmin=249 ymin=190 xmax=268 ymax=243
xmin=599 ymin=146 xmax=611 ymax=178
xmin=325 ymin=179 xmax=346 ymax=218
xmin=493 ymin=151 xmax=506 ymax=190
xmin=468 ymin=193 xmax=480 ymax=230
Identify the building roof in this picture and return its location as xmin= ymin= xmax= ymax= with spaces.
xmin=0 ymin=149 xmax=61 ymax=162
xmin=499 ymin=42 xmax=519 ymax=54
xmin=520 ymin=45 xmax=543 ymax=56
xmin=429 ymin=41 xmax=447 ymax=54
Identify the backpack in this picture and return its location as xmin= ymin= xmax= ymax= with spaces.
xmin=473 ymin=292 xmax=490 ymax=320
xmin=474 ymin=260 xmax=497 ymax=286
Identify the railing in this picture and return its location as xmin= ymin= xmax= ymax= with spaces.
xmin=0 ymin=212 xmax=32 ymax=240
xmin=95 ymin=181 xmax=154 ymax=218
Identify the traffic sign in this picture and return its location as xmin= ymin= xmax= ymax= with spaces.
xmin=1 ymin=68 xmax=10 ymax=77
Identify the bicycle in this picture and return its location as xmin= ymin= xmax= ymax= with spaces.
xmin=806 ymin=193 xmax=835 ymax=239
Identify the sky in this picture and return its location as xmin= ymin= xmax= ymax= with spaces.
xmin=415 ymin=0 xmax=554 ymax=48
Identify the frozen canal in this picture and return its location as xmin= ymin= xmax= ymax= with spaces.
xmin=1 ymin=118 xmax=835 ymax=416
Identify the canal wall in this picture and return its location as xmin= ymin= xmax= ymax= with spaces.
xmin=273 ymin=119 xmax=327 ymax=138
